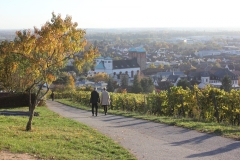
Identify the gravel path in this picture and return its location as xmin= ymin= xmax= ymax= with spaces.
xmin=46 ymin=100 xmax=240 ymax=160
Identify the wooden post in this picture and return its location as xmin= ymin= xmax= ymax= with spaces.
xmin=157 ymin=96 xmax=161 ymax=116
xmin=195 ymin=91 xmax=201 ymax=120
xmin=180 ymin=94 xmax=185 ymax=117
xmin=110 ymin=97 xmax=113 ymax=110
xmin=144 ymin=95 xmax=147 ymax=114
xmin=122 ymin=99 xmax=125 ymax=111
xmin=231 ymin=103 xmax=234 ymax=126
xmin=212 ymin=93 xmax=219 ymax=123
xmin=143 ymin=95 xmax=146 ymax=113
xmin=133 ymin=98 xmax=136 ymax=112
xmin=126 ymin=99 xmax=129 ymax=111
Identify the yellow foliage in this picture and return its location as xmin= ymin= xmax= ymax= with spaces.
xmin=122 ymin=88 xmax=127 ymax=94
xmin=158 ymin=64 xmax=164 ymax=69
xmin=0 ymin=13 xmax=99 ymax=93
xmin=11 ymin=63 xmax=18 ymax=72
xmin=148 ymin=63 xmax=156 ymax=68
xmin=93 ymin=72 xmax=109 ymax=82
xmin=68 ymin=75 xmax=75 ymax=87
xmin=46 ymin=73 xmax=56 ymax=83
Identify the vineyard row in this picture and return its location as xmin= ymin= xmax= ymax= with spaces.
xmin=54 ymin=85 xmax=240 ymax=126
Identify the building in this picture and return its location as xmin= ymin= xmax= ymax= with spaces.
xmin=128 ymin=47 xmax=146 ymax=71
xmin=156 ymin=71 xmax=186 ymax=81
xmin=167 ymin=75 xmax=182 ymax=86
xmin=90 ymin=47 xmax=146 ymax=82
xmin=92 ymin=56 xmax=140 ymax=80
xmin=188 ymin=68 xmax=239 ymax=89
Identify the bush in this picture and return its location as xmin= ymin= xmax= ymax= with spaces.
xmin=0 ymin=93 xmax=36 ymax=108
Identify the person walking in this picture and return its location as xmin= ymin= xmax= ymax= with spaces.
xmin=50 ymin=91 xmax=55 ymax=101
xmin=101 ymin=87 xmax=110 ymax=115
xmin=90 ymin=88 xmax=100 ymax=116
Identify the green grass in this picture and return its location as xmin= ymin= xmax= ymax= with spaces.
xmin=57 ymin=99 xmax=240 ymax=140
xmin=0 ymin=106 xmax=136 ymax=160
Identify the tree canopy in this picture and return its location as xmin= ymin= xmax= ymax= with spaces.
xmin=148 ymin=63 xmax=157 ymax=68
xmin=107 ymin=77 xmax=114 ymax=92
xmin=89 ymin=72 xmax=109 ymax=82
xmin=221 ymin=76 xmax=232 ymax=92
xmin=177 ymin=79 xmax=191 ymax=90
xmin=131 ymin=75 xmax=143 ymax=93
xmin=120 ymin=75 xmax=128 ymax=88
xmin=0 ymin=13 xmax=99 ymax=131
xmin=140 ymin=78 xmax=154 ymax=93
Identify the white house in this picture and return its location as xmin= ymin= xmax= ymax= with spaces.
xmin=197 ymin=69 xmax=239 ymax=89
xmin=91 ymin=56 xmax=141 ymax=80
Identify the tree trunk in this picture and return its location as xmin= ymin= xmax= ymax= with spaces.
xmin=26 ymin=104 xmax=35 ymax=131
xmin=26 ymin=86 xmax=35 ymax=131
xmin=25 ymin=83 xmax=48 ymax=131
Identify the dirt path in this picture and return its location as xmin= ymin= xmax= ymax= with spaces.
xmin=0 ymin=151 xmax=37 ymax=160
xmin=46 ymin=100 xmax=240 ymax=160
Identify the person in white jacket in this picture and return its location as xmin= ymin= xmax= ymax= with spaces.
xmin=101 ymin=87 xmax=110 ymax=115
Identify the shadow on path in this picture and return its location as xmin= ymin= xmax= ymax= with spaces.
xmin=171 ymin=134 xmax=214 ymax=146
xmin=186 ymin=142 xmax=240 ymax=158
xmin=115 ymin=121 xmax=150 ymax=127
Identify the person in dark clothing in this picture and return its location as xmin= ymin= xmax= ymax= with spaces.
xmin=50 ymin=92 xmax=55 ymax=101
xmin=90 ymin=88 xmax=100 ymax=116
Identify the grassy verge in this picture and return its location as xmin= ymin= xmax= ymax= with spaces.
xmin=0 ymin=106 xmax=136 ymax=160
xmin=57 ymin=99 xmax=240 ymax=140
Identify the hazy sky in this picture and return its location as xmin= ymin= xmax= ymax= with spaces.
xmin=0 ymin=0 xmax=239 ymax=30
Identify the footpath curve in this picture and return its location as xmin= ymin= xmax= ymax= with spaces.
xmin=46 ymin=100 xmax=240 ymax=160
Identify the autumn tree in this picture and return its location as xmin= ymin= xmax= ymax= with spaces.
xmin=0 ymin=42 xmax=17 ymax=91
xmin=213 ymin=62 xmax=221 ymax=68
xmin=0 ymin=41 xmax=24 ymax=92
xmin=158 ymin=64 xmax=164 ymax=69
xmin=92 ymin=72 xmax=109 ymax=82
xmin=66 ymin=75 xmax=75 ymax=91
xmin=148 ymin=63 xmax=156 ymax=68
xmin=52 ymin=72 xmax=69 ymax=86
xmin=9 ymin=13 xmax=98 ymax=131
